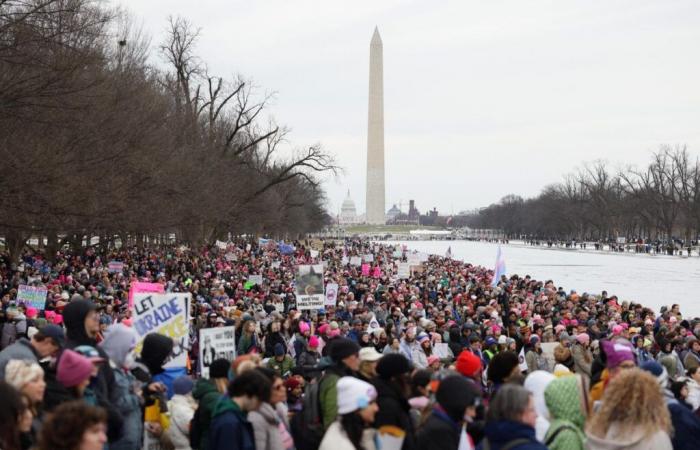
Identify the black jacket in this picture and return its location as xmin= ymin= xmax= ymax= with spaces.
xmin=373 ymin=377 xmax=416 ymax=450
xmin=416 ymin=411 xmax=460 ymax=450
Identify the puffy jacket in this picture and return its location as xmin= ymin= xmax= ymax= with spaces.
xmin=266 ymin=355 xmax=295 ymax=378
xmin=373 ymin=377 xmax=416 ymax=450
xmin=165 ymin=394 xmax=195 ymax=450
xmin=476 ymin=420 xmax=548 ymax=450
xmin=209 ymin=396 xmax=255 ymax=450
xmin=543 ymin=376 xmax=586 ymax=450
xmin=192 ymin=378 xmax=222 ymax=450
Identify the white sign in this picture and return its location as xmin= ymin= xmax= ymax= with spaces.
xmin=310 ymin=249 xmax=319 ymax=258
xmin=225 ymin=252 xmax=237 ymax=262
xmin=407 ymin=255 xmax=421 ymax=266
xmin=397 ymin=262 xmax=411 ymax=279
xmin=132 ymin=293 xmax=190 ymax=368
xmin=271 ymin=261 xmax=281 ymax=269
xmin=433 ymin=343 xmax=450 ymax=359
xmin=199 ymin=326 xmax=236 ymax=378
xmin=248 ymin=274 xmax=263 ymax=286
xmin=350 ymin=256 xmax=362 ymax=266
xmin=363 ymin=254 xmax=374 ymax=262
xmin=325 ymin=283 xmax=339 ymax=307
xmin=297 ymin=294 xmax=325 ymax=310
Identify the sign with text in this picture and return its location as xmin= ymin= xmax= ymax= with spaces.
xmin=350 ymin=256 xmax=362 ymax=266
xmin=17 ymin=285 xmax=47 ymax=310
xmin=325 ymin=283 xmax=339 ymax=307
xmin=128 ymin=281 xmax=164 ymax=309
xmin=107 ymin=261 xmax=124 ymax=273
xmin=363 ymin=254 xmax=374 ymax=262
xmin=295 ymin=264 xmax=324 ymax=310
xmin=397 ymin=262 xmax=411 ymax=279
xmin=199 ymin=326 xmax=236 ymax=378
xmin=132 ymin=293 xmax=190 ymax=368
xmin=248 ymin=274 xmax=263 ymax=286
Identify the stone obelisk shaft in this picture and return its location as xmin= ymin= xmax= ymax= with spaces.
xmin=366 ymin=27 xmax=385 ymax=225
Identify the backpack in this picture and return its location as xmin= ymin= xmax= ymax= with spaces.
xmin=290 ymin=375 xmax=326 ymax=450
xmin=544 ymin=423 xmax=578 ymax=447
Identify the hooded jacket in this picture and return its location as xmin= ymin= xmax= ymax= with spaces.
xmin=165 ymin=394 xmax=196 ymax=450
xmin=192 ymin=378 xmax=222 ymax=450
xmin=476 ymin=420 xmax=547 ymax=450
xmin=209 ymin=396 xmax=255 ymax=450
xmin=248 ymin=402 xmax=285 ymax=450
xmin=543 ymin=376 xmax=586 ymax=450
xmin=523 ymin=370 xmax=555 ymax=443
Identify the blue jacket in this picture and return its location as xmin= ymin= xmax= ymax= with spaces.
xmin=666 ymin=395 xmax=700 ymax=450
xmin=209 ymin=396 xmax=255 ymax=450
xmin=109 ymin=365 xmax=143 ymax=450
xmin=476 ymin=420 xmax=548 ymax=450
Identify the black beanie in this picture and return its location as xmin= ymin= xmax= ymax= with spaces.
xmin=436 ymin=375 xmax=480 ymax=421
xmin=486 ymin=351 xmax=520 ymax=384
xmin=329 ymin=338 xmax=360 ymax=363
xmin=376 ymin=353 xmax=412 ymax=379
xmin=210 ymin=358 xmax=231 ymax=379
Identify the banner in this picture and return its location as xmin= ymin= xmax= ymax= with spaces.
xmin=397 ymin=262 xmax=411 ymax=279
xmin=361 ymin=263 xmax=370 ymax=276
xmin=128 ymin=281 xmax=164 ymax=309
xmin=107 ymin=261 xmax=124 ymax=273
xmin=199 ymin=326 xmax=236 ymax=378
xmin=295 ymin=264 xmax=324 ymax=310
xmin=17 ymin=285 xmax=47 ymax=310
xmin=325 ymin=283 xmax=339 ymax=307
xmin=132 ymin=293 xmax=190 ymax=368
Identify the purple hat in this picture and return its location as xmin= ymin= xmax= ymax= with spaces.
xmin=57 ymin=349 xmax=93 ymax=388
xmin=602 ymin=339 xmax=635 ymax=369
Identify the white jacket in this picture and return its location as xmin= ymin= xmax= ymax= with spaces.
xmin=165 ymin=395 xmax=196 ymax=450
xmin=319 ymin=421 xmax=377 ymax=450
xmin=686 ymin=378 xmax=700 ymax=411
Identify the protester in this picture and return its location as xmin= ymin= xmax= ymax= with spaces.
xmin=0 ymin=380 xmax=28 ymax=450
xmin=209 ymin=368 xmax=272 ymax=450
xmin=319 ymin=376 xmax=379 ymax=450
xmin=320 ymin=338 xmax=361 ymax=430
xmin=248 ymin=368 xmax=294 ymax=450
xmin=543 ymin=375 xmax=588 ymax=450
xmin=372 ymin=353 xmax=416 ymax=450
xmin=477 ymin=384 xmax=547 ymax=450
xmin=416 ymin=375 xmax=480 ymax=450
xmin=165 ymin=376 xmax=197 ymax=450
xmin=586 ymin=369 xmax=673 ymax=450
xmin=38 ymin=401 xmax=108 ymax=450
xmin=192 ymin=358 xmax=232 ymax=450
xmin=523 ymin=371 xmax=555 ymax=442
xmin=4 ymin=360 xmax=44 ymax=447
xmin=357 ymin=346 xmax=382 ymax=382
xmin=0 ymin=324 xmax=63 ymax=378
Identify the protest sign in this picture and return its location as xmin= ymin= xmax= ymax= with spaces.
xmin=433 ymin=343 xmax=450 ymax=359
xmin=407 ymin=254 xmax=421 ymax=266
xmin=397 ymin=262 xmax=411 ymax=279
xmin=128 ymin=281 xmax=164 ymax=309
xmin=107 ymin=261 xmax=124 ymax=273
xmin=132 ymin=293 xmax=190 ymax=368
xmin=361 ymin=263 xmax=370 ymax=276
xmin=295 ymin=264 xmax=324 ymax=310
xmin=363 ymin=254 xmax=374 ymax=262
xmin=372 ymin=266 xmax=381 ymax=278
xmin=215 ymin=240 xmax=228 ymax=249
xmin=17 ymin=285 xmax=47 ymax=310
xmin=310 ymin=249 xmax=319 ymax=258
xmin=224 ymin=252 xmax=237 ymax=262
xmin=271 ymin=261 xmax=281 ymax=269
xmin=350 ymin=256 xmax=362 ymax=266
xmin=248 ymin=274 xmax=263 ymax=286
xmin=199 ymin=326 xmax=236 ymax=378
xmin=325 ymin=283 xmax=339 ymax=307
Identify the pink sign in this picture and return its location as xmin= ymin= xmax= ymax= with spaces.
xmin=128 ymin=281 xmax=164 ymax=309
xmin=361 ymin=263 xmax=370 ymax=276
xmin=372 ymin=266 xmax=381 ymax=278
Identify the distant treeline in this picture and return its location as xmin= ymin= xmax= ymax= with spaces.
xmin=0 ymin=1 xmax=336 ymax=261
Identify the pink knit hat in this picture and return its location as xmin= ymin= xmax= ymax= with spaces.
xmin=299 ymin=321 xmax=310 ymax=334
xmin=576 ymin=333 xmax=590 ymax=345
xmin=308 ymin=336 xmax=319 ymax=348
xmin=25 ymin=307 xmax=38 ymax=319
xmin=57 ymin=349 xmax=93 ymax=388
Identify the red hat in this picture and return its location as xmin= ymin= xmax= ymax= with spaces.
xmin=455 ymin=350 xmax=482 ymax=378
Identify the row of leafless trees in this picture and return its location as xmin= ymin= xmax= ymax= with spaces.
xmin=471 ymin=146 xmax=700 ymax=243
xmin=0 ymin=1 xmax=337 ymax=261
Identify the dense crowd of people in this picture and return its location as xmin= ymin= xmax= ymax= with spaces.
xmin=0 ymin=238 xmax=699 ymax=450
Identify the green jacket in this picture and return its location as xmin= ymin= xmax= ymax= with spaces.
xmin=266 ymin=355 xmax=295 ymax=378
xmin=544 ymin=375 xmax=587 ymax=450
xmin=192 ymin=378 xmax=222 ymax=450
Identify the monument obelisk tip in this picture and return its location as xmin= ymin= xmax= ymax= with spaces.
xmin=371 ymin=26 xmax=382 ymax=45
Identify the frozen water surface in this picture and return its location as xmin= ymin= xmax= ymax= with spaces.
xmin=380 ymin=240 xmax=700 ymax=319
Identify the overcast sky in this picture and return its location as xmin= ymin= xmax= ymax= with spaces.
xmin=117 ymin=0 xmax=700 ymax=216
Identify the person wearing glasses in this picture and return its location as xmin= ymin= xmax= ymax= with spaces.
xmin=248 ymin=368 xmax=295 ymax=450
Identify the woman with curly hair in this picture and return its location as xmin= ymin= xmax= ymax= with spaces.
xmin=586 ymin=369 xmax=672 ymax=450
xmin=0 ymin=381 xmax=28 ymax=450
xmin=39 ymin=401 xmax=107 ymax=450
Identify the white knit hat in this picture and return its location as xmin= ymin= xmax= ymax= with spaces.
xmin=5 ymin=360 xmax=44 ymax=390
xmin=336 ymin=377 xmax=377 ymax=414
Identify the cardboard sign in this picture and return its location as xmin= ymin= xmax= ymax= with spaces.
xmin=199 ymin=326 xmax=236 ymax=378
xmin=325 ymin=283 xmax=339 ymax=307
xmin=132 ymin=293 xmax=190 ymax=368
xmin=17 ymin=285 xmax=47 ymax=310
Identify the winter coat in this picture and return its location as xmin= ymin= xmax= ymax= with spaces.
xmin=297 ymin=350 xmax=320 ymax=377
xmin=525 ymin=349 xmax=549 ymax=374
xmin=319 ymin=363 xmax=353 ymax=430
xmin=416 ymin=408 xmax=461 ymax=450
xmin=165 ymin=394 xmax=195 ymax=450
xmin=264 ymin=332 xmax=287 ymax=358
xmin=373 ymin=377 xmax=416 ymax=450
xmin=319 ymin=421 xmax=377 ymax=450
xmin=686 ymin=378 xmax=700 ymax=411
xmin=684 ymin=350 xmax=700 ymax=372
xmin=663 ymin=389 xmax=700 ymax=450
xmin=267 ymin=355 xmax=295 ymax=378
xmin=585 ymin=425 xmax=672 ymax=450
xmin=1 ymin=315 xmax=27 ymax=349
xmin=108 ymin=362 xmax=143 ymax=450
xmin=476 ymin=420 xmax=547 ymax=450
xmin=209 ymin=396 xmax=255 ymax=450
xmin=524 ymin=370 xmax=555 ymax=443
xmin=571 ymin=343 xmax=592 ymax=380
xmin=412 ymin=346 xmax=428 ymax=369
xmin=192 ymin=378 xmax=222 ymax=450
xmin=0 ymin=338 xmax=39 ymax=378
xmin=543 ymin=376 xmax=586 ymax=450
xmin=248 ymin=402 xmax=288 ymax=450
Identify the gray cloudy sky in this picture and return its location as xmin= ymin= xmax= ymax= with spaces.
xmin=118 ymin=0 xmax=700 ymax=216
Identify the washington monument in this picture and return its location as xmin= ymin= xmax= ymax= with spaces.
xmin=365 ymin=27 xmax=385 ymax=224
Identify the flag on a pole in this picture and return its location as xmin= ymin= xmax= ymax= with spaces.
xmin=491 ymin=245 xmax=506 ymax=287
xmin=445 ymin=246 xmax=452 ymax=259
xmin=518 ymin=346 xmax=528 ymax=372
